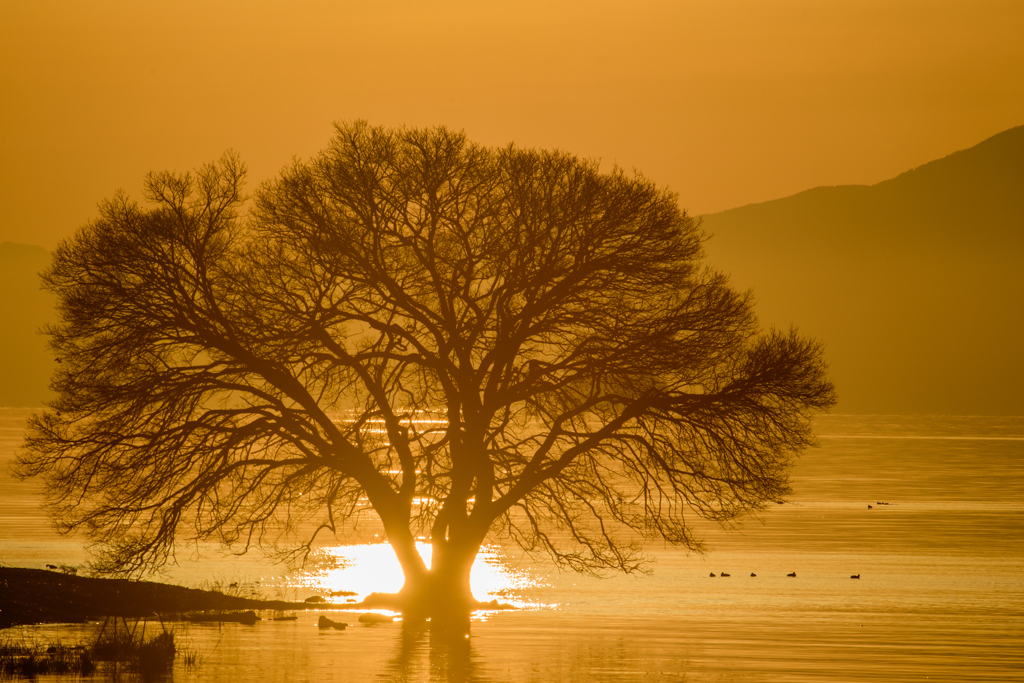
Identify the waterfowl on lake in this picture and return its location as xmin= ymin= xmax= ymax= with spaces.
xmin=787 ymin=572 xmax=796 ymax=577
xmin=868 ymin=504 xmax=873 ymax=509
xmin=709 ymin=572 xmax=716 ymax=577
xmin=750 ymin=572 xmax=756 ymax=577
xmin=850 ymin=574 xmax=860 ymax=579
xmin=721 ymin=572 xmax=730 ymax=577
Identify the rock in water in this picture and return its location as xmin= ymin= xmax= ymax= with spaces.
xmin=318 ymin=615 xmax=347 ymax=630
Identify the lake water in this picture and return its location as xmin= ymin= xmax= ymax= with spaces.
xmin=2 ymin=408 xmax=1022 ymax=681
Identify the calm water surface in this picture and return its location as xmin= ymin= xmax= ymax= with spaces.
xmin=1 ymin=409 xmax=1022 ymax=681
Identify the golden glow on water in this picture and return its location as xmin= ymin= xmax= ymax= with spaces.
xmin=296 ymin=543 xmax=539 ymax=608
xmin=4 ymin=413 xmax=1023 ymax=680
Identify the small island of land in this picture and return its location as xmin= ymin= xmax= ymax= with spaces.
xmin=0 ymin=566 xmax=350 ymax=629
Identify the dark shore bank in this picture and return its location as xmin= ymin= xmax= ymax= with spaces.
xmin=0 ymin=567 xmax=346 ymax=629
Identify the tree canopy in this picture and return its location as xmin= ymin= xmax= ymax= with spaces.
xmin=19 ymin=121 xmax=835 ymax=615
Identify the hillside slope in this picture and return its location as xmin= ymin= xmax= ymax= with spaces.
xmin=3 ymin=128 xmax=1022 ymax=414
xmin=701 ymin=126 xmax=1024 ymax=414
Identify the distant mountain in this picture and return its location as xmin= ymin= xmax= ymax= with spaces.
xmin=0 ymin=243 xmax=55 ymax=407
xmin=701 ymin=126 xmax=1024 ymax=414
xmin=2 ymin=128 xmax=1022 ymax=414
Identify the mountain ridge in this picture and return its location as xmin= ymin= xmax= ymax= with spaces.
xmin=701 ymin=125 xmax=1024 ymax=415
xmin=2 ymin=126 xmax=1022 ymax=413
xmin=706 ymin=124 xmax=1023 ymax=251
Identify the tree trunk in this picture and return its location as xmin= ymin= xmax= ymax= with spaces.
xmin=367 ymin=518 xmax=481 ymax=621
xmin=397 ymin=537 xmax=480 ymax=620
xmin=371 ymin=496 xmax=485 ymax=620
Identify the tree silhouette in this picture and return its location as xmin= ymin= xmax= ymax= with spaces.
xmin=19 ymin=122 xmax=835 ymax=617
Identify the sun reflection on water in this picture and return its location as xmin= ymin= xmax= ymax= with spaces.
xmin=292 ymin=543 xmax=541 ymax=609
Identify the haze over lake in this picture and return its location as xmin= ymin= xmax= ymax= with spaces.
xmin=1 ymin=126 xmax=1022 ymax=681
xmin=2 ymin=4 xmax=1022 ymax=679
xmin=0 ymin=124 xmax=1019 ymax=682
xmin=3 ymin=409 xmax=1021 ymax=681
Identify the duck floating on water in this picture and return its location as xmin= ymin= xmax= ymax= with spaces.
xmin=709 ymin=572 xmax=716 ymax=577
xmin=721 ymin=572 xmax=730 ymax=577
xmin=750 ymin=572 xmax=756 ymax=577
xmin=787 ymin=572 xmax=796 ymax=577
xmin=850 ymin=574 xmax=861 ymax=579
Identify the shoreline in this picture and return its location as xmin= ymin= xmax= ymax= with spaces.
xmin=0 ymin=566 xmax=353 ymax=630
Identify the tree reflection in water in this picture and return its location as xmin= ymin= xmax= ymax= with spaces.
xmin=384 ymin=617 xmax=477 ymax=683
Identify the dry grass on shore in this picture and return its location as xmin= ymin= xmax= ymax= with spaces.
xmin=1 ymin=622 xmax=193 ymax=679
xmin=0 ymin=638 xmax=95 ymax=678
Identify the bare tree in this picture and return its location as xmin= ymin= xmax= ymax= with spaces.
xmin=19 ymin=122 xmax=835 ymax=616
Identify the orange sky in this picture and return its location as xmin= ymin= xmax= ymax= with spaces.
xmin=2 ymin=0 xmax=1022 ymax=249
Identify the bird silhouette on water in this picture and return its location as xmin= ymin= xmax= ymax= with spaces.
xmin=787 ymin=572 xmax=796 ymax=577
xmin=850 ymin=574 xmax=861 ymax=579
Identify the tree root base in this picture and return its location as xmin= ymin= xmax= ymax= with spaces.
xmin=358 ymin=592 xmax=516 ymax=618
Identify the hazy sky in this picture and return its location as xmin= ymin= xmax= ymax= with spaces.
xmin=2 ymin=0 xmax=1022 ymax=249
